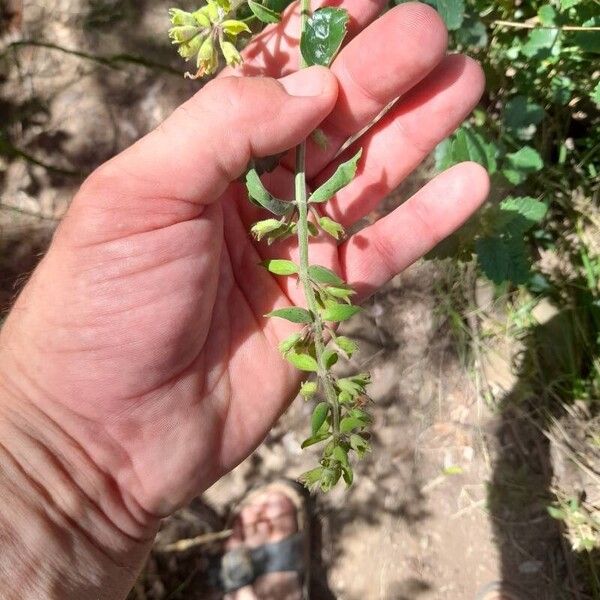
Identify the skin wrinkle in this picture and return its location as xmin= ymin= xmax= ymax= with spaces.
xmin=0 ymin=395 xmax=155 ymax=535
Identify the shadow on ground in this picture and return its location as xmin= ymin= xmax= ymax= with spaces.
xmin=489 ymin=282 xmax=600 ymax=599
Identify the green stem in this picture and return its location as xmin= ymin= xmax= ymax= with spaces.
xmin=295 ymin=0 xmax=341 ymax=437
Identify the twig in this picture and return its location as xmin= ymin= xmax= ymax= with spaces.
xmin=493 ymin=20 xmax=600 ymax=32
xmin=3 ymin=40 xmax=181 ymax=75
xmin=156 ymin=529 xmax=233 ymax=553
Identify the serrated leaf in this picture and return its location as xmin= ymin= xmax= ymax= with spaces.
xmin=286 ymin=351 xmax=319 ymax=372
xmin=262 ymin=259 xmax=298 ymax=276
xmin=321 ymin=303 xmax=361 ymax=322
xmin=308 ymin=265 xmax=344 ymax=285
xmin=300 ymin=7 xmax=349 ymax=67
xmin=266 ymin=307 xmax=312 ymax=323
xmin=246 ymin=169 xmax=292 ymax=216
xmin=424 ymin=0 xmax=464 ymax=31
xmin=503 ymin=146 xmax=544 ymax=185
xmin=521 ymin=27 xmax=560 ymax=59
xmin=311 ymin=402 xmax=330 ymax=435
xmin=495 ymin=197 xmax=548 ymax=236
xmin=247 ymin=0 xmax=280 ymax=23
xmin=310 ymin=149 xmax=362 ymax=203
xmin=476 ymin=236 xmax=531 ymax=285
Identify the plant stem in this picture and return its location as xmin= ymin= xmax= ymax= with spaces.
xmin=295 ymin=0 xmax=341 ymax=437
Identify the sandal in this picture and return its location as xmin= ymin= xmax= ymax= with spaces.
xmin=214 ymin=480 xmax=310 ymax=600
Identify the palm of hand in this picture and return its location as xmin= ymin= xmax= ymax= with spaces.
xmin=0 ymin=2 xmax=489 ymax=516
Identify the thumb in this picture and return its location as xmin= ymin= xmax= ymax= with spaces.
xmin=68 ymin=67 xmax=337 ymax=237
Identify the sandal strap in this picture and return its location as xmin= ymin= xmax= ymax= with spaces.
xmin=219 ymin=532 xmax=305 ymax=593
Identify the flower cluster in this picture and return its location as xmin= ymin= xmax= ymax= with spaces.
xmin=168 ymin=0 xmax=249 ymax=78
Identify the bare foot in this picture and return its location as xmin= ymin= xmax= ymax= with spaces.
xmin=223 ymin=483 xmax=307 ymax=600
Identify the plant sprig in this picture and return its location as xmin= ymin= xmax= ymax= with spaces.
xmin=169 ymin=0 xmax=372 ymax=492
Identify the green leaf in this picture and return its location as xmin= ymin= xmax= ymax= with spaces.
xmin=521 ymin=27 xmax=559 ymax=59
xmin=300 ymin=7 xmax=349 ymax=67
xmin=350 ymin=434 xmax=371 ymax=458
xmin=443 ymin=465 xmax=464 ymax=475
xmin=340 ymin=416 xmax=366 ymax=433
xmin=592 ymin=81 xmax=600 ymax=107
xmin=502 ymin=146 xmax=544 ymax=185
xmin=310 ymin=149 xmax=362 ymax=203
xmin=266 ymin=307 xmax=312 ymax=323
xmin=300 ymin=380 xmax=318 ymax=399
xmin=538 ymin=4 xmax=556 ymax=26
xmin=311 ymin=128 xmax=329 ymax=150
xmin=301 ymin=432 xmax=330 ymax=448
xmin=570 ymin=18 xmax=600 ymax=54
xmin=495 ymin=196 xmax=548 ymax=235
xmin=503 ymin=96 xmax=545 ymax=140
xmin=251 ymin=219 xmax=286 ymax=242
xmin=262 ymin=259 xmax=298 ymax=276
xmin=247 ymin=0 xmax=280 ymax=23
xmin=476 ymin=236 xmax=531 ymax=285
xmin=451 ymin=127 xmax=498 ymax=173
xmin=335 ymin=336 xmax=358 ymax=358
xmin=424 ymin=0 xmax=464 ymax=31
xmin=454 ymin=16 xmax=488 ymax=48
xmin=286 ymin=351 xmax=319 ymax=372
xmin=311 ymin=402 xmax=330 ymax=435
xmin=246 ymin=169 xmax=292 ymax=216
xmin=279 ymin=332 xmax=302 ymax=354
xmin=323 ymin=348 xmax=338 ymax=369
xmin=325 ymin=285 xmax=355 ymax=302
xmin=299 ymin=466 xmax=323 ymax=489
xmin=308 ymin=265 xmax=344 ymax=285
xmin=319 ymin=216 xmax=345 ymax=240
xmin=321 ymin=304 xmax=361 ymax=322
xmin=547 ymin=505 xmax=567 ymax=520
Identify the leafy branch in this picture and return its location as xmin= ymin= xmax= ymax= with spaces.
xmin=168 ymin=0 xmax=372 ymax=492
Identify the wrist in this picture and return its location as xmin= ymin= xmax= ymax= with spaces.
xmin=0 ymin=374 xmax=157 ymax=599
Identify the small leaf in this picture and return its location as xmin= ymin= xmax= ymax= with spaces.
xmin=325 ymin=286 xmax=355 ymax=303
xmin=299 ymin=466 xmax=323 ymax=489
xmin=308 ymin=265 xmax=344 ymax=285
xmin=547 ymin=506 xmax=567 ymax=520
xmin=247 ymin=0 xmax=280 ymax=23
xmin=335 ymin=336 xmax=358 ymax=358
xmin=262 ymin=259 xmax=298 ymax=276
xmin=320 ymin=465 xmax=341 ymax=492
xmin=310 ymin=149 xmax=362 ymax=203
xmin=311 ymin=402 xmax=330 ymax=435
xmin=319 ymin=216 xmax=345 ymax=239
xmin=300 ymin=7 xmax=349 ymax=67
xmin=311 ymin=128 xmax=329 ymax=149
xmin=266 ymin=307 xmax=312 ymax=323
xmin=350 ymin=434 xmax=371 ymax=458
xmin=301 ymin=432 xmax=330 ymax=448
xmin=279 ymin=332 xmax=302 ymax=354
xmin=503 ymin=96 xmax=545 ymax=141
xmin=300 ymin=380 xmax=318 ymax=399
xmin=246 ymin=169 xmax=292 ymax=216
xmin=251 ymin=219 xmax=285 ymax=241
xmin=340 ymin=416 xmax=366 ymax=433
xmin=323 ymin=348 xmax=338 ymax=369
xmin=286 ymin=351 xmax=319 ymax=372
xmin=443 ymin=465 xmax=464 ymax=476
xmin=424 ymin=0 xmax=465 ymax=31
xmin=321 ymin=303 xmax=361 ymax=322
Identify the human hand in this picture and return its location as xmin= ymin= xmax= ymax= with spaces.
xmin=0 ymin=1 xmax=488 ymax=536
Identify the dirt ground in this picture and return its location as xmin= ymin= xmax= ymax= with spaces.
xmin=1 ymin=2 xmax=596 ymax=599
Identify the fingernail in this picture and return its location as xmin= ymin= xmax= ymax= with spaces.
xmin=280 ymin=66 xmax=329 ymax=97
